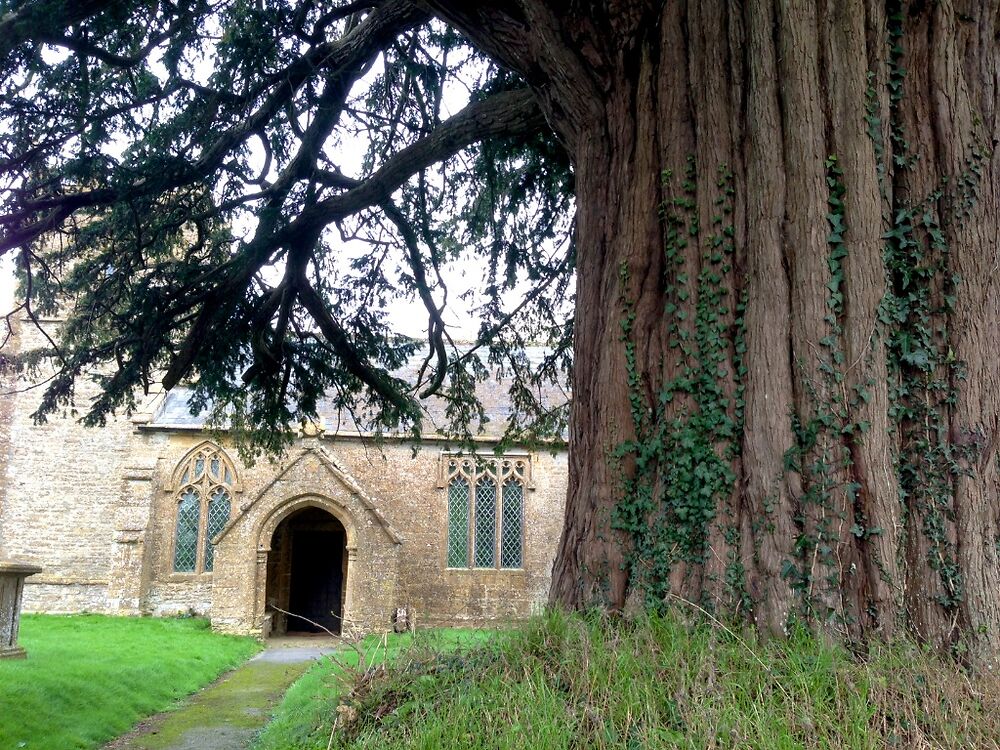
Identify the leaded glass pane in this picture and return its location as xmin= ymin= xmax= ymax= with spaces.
xmin=474 ymin=477 xmax=497 ymax=568
xmin=224 ymin=467 xmax=233 ymax=485
xmin=210 ymin=457 xmax=221 ymax=480
xmin=194 ymin=456 xmax=205 ymax=479
xmin=447 ymin=478 xmax=470 ymax=567
xmin=501 ymin=480 xmax=524 ymax=568
xmin=173 ymin=489 xmax=200 ymax=572
xmin=203 ymin=488 xmax=231 ymax=572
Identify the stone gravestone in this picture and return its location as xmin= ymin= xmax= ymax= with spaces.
xmin=0 ymin=561 xmax=41 ymax=659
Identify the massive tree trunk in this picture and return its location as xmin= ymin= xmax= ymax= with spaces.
xmin=431 ymin=1 xmax=1000 ymax=660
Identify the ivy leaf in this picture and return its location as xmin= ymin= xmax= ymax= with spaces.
xmin=780 ymin=559 xmax=799 ymax=580
xmin=901 ymin=349 xmax=931 ymax=369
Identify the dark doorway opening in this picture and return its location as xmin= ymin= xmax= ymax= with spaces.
xmin=265 ymin=506 xmax=346 ymax=636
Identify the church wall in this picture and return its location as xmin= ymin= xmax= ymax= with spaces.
xmin=136 ymin=431 xmax=566 ymax=633
xmin=138 ymin=430 xmax=243 ymax=618
xmin=127 ymin=431 xmax=405 ymax=633
xmin=0 ymin=320 xmax=134 ymax=613
xmin=0 ymin=320 xmax=18 ymax=557
xmin=209 ymin=446 xmax=403 ymax=636
xmin=0 ymin=317 xmax=569 ymax=633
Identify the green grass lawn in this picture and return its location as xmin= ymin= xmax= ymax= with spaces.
xmin=254 ymin=612 xmax=1000 ymax=750
xmin=0 ymin=614 xmax=260 ymax=750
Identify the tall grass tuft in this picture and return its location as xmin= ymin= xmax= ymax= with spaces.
xmin=266 ymin=610 xmax=1000 ymax=749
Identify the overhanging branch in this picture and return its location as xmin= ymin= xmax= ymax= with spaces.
xmin=0 ymin=0 xmax=121 ymax=59
xmin=286 ymin=87 xmax=545 ymax=237
xmin=0 ymin=0 xmax=430 ymax=255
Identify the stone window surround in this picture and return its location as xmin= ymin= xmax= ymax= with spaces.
xmin=165 ymin=441 xmax=241 ymax=580
xmin=439 ymin=451 xmax=532 ymax=571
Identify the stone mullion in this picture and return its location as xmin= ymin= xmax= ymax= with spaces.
xmin=197 ymin=476 xmax=209 ymax=574
xmin=469 ymin=471 xmax=478 ymax=568
xmin=495 ymin=477 xmax=502 ymax=566
xmin=497 ymin=461 xmax=517 ymax=568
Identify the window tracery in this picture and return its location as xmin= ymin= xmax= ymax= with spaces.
xmin=172 ymin=444 xmax=236 ymax=574
xmin=444 ymin=455 xmax=527 ymax=569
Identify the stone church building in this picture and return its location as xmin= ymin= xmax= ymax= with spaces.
xmin=0 ymin=319 xmax=568 ymax=637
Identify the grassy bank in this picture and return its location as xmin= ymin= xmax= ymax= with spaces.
xmin=254 ymin=628 xmax=495 ymax=750
xmin=256 ymin=611 xmax=1000 ymax=749
xmin=0 ymin=614 xmax=259 ymax=750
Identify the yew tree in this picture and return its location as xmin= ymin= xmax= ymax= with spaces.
xmin=2 ymin=0 xmax=999 ymax=660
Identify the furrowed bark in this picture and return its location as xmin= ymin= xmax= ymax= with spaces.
xmin=927 ymin=0 xmax=1000 ymax=663
xmin=433 ymin=0 xmax=1000 ymax=662
xmin=740 ymin=0 xmax=801 ymax=636
xmin=825 ymin=0 xmax=903 ymax=637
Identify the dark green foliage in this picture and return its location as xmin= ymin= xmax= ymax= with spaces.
xmin=0 ymin=1 xmax=573 ymax=459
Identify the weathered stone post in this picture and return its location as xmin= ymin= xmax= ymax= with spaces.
xmin=0 ymin=561 xmax=42 ymax=659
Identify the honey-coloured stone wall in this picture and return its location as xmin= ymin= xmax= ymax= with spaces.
xmin=0 ymin=318 xmax=569 ymax=635
xmin=0 ymin=319 xmax=134 ymax=613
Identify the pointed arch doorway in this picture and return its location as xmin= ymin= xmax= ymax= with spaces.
xmin=264 ymin=506 xmax=347 ymax=635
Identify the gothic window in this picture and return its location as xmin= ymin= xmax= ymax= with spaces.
xmin=172 ymin=444 xmax=236 ymax=574
xmin=444 ymin=455 xmax=527 ymax=569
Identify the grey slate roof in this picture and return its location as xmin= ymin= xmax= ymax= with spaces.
xmin=150 ymin=347 xmax=570 ymax=439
